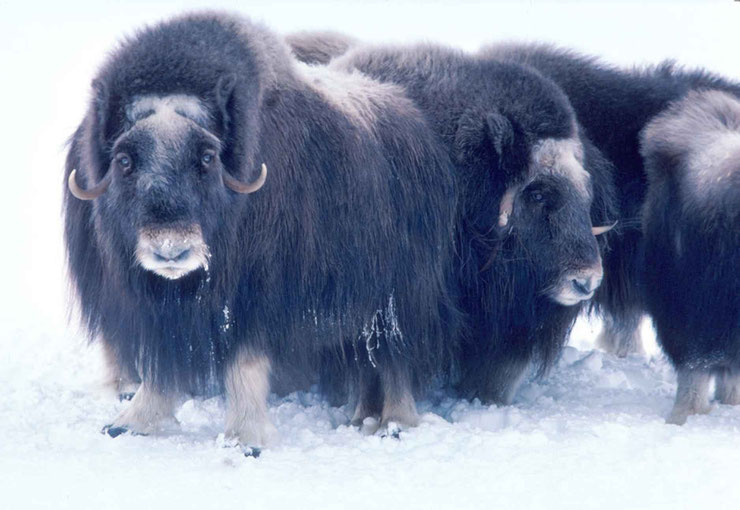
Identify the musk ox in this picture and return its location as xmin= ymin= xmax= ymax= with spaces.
xmin=485 ymin=44 xmax=740 ymax=358
xmin=641 ymin=90 xmax=740 ymax=424
xmin=314 ymin=43 xmax=618 ymax=405
xmin=64 ymin=12 xmax=460 ymax=450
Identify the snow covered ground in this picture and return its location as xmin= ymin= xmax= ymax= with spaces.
xmin=5 ymin=316 xmax=740 ymax=509
xmin=2 ymin=1 xmax=740 ymax=509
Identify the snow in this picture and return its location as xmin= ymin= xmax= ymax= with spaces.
xmin=5 ymin=317 xmax=740 ymax=509
xmin=2 ymin=1 xmax=740 ymax=509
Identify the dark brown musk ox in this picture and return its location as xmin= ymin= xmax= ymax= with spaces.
xmin=284 ymin=35 xmax=618 ymax=406
xmin=485 ymin=43 xmax=740 ymax=360
xmin=641 ymin=91 xmax=740 ymax=424
xmin=63 ymin=12 xmax=460 ymax=453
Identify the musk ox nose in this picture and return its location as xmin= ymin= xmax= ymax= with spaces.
xmin=551 ymin=262 xmax=603 ymax=306
xmin=135 ymin=226 xmax=211 ymax=280
xmin=572 ymin=275 xmax=600 ymax=296
xmin=152 ymin=246 xmax=191 ymax=263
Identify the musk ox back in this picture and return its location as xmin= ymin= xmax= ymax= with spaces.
xmin=64 ymin=12 xmax=458 ymax=450
xmin=285 ymin=30 xmax=357 ymax=65
xmin=641 ymin=90 xmax=740 ymax=424
xmin=326 ymin=44 xmax=617 ymax=404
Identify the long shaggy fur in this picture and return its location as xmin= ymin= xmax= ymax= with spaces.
xmin=64 ymin=12 xmax=459 ymax=419
xmin=641 ymin=90 xmax=740 ymax=370
xmin=326 ymin=44 xmax=618 ymax=403
xmin=485 ymin=43 xmax=740 ymax=352
xmin=285 ymin=30 xmax=357 ymax=66
xmin=641 ymin=90 xmax=740 ymax=422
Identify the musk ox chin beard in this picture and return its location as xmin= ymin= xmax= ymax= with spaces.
xmin=135 ymin=225 xmax=211 ymax=280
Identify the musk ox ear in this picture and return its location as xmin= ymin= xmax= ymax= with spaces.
xmin=215 ymin=73 xmax=238 ymax=136
xmin=454 ymin=108 xmax=515 ymax=170
xmin=486 ymin=112 xmax=515 ymax=159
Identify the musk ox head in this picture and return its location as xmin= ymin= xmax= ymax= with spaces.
xmin=456 ymin=108 xmax=612 ymax=306
xmin=68 ymin=80 xmax=266 ymax=281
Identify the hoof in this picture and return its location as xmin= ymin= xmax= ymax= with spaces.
xmin=101 ymin=424 xmax=147 ymax=438
xmin=379 ymin=421 xmax=402 ymax=439
xmin=102 ymin=425 xmax=129 ymax=438
xmin=241 ymin=446 xmax=262 ymax=458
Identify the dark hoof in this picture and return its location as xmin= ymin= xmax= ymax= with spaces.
xmin=102 ymin=425 xmax=147 ymax=438
xmin=102 ymin=425 xmax=129 ymax=438
xmin=380 ymin=422 xmax=402 ymax=439
xmin=241 ymin=446 xmax=262 ymax=458
xmin=380 ymin=429 xmax=401 ymax=440
xmin=118 ymin=392 xmax=136 ymax=402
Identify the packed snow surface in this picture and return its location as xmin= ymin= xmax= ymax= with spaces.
xmin=3 ymin=318 xmax=740 ymax=510
xmin=3 ymin=1 xmax=740 ymax=509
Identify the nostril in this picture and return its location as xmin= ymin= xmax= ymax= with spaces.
xmin=173 ymin=249 xmax=191 ymax=262
xmin=152 ymin=247 xmax=190 ymax=263
xmin=572 ymin=278 xmax=591 ymax=295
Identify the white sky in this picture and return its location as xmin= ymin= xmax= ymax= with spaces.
xmin=1 ymin=0 xmax=738 ymax=333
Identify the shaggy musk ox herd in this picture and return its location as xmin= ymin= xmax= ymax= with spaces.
xmin=63 ymin=11 xmax=740 ymax=453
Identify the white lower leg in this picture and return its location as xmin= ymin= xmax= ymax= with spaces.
xmin=102 ymin=341 xmax=140 ymax=397
xmin=224 ymin=350 xmax=277 ymax=447
xmin=108 ymin=382 xmax=178 ymax=434
xmin=596 ymin=316 xmax=644 ymax=358
xmin=715 ymin=370 xmax=740 ymax=405
xmin=666 ymin=367 xmax=713 ymax=425
xmin=380 ymin=369 xmax=419 ymax=430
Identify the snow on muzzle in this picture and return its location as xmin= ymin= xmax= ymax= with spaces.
xmin=136 ymin=225 xmax=211 ymax=280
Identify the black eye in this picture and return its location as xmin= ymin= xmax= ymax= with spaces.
xmin=531 ymin=191 xmax=544 ymax=202
xmin=201 ymin=151 xmax=216 ymax=166
xmin=116 ymin=153 xmax=132 ymax=174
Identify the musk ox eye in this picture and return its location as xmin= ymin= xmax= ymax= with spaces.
xmin=201 ymin=151 xmax=216 ymax=166
xmin=116 ymin=153 xmax=132 ymax=174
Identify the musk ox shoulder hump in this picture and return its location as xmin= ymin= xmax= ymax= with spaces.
xmin=285 ymin=30 xmax=357 ymax=65
xmin=296 ymin=62 xmax=414 ymax=131
xmin=641 ymin=90 xmax=740 ymax=203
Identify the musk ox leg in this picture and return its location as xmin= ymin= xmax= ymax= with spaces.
xmin=102 ymin=341 xmax=141 ymax=401
xmin=477 ymin=355 xmax=530 ymax=406
xmin=596 ymin=313 xmax=644 ymax=358
xmin=224 ymin=349 xmax=278 ymax=450
xmin=104 ymin=382 xmax=178 ymax=437
xmin=378 ymin=366 xmax=419 ymax=436
xmin=666 ymin=367 xmax=713 ymax=425
xmin=350 ymin=367 xmax=382 ymax=429
xmin=714 ymin=369 xmax=740 ymax=406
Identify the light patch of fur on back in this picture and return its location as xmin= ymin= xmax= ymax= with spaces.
xmin=298 ymin=62 xmax=410 ymax=132
xmin=642 ymin=90 xmax=740 ymax=202
xmin=686 ymin=131 xmax=740 ymax=197
xmin=531 ymin=137 xmax=590 ymax=196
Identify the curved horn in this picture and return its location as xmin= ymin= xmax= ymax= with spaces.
xmin=223 ymin=163 xmax=267 ymax=194
xmin=498 ymin=187 xmax=517 ymax=227
xmin=592 ymin=221 xmax=617 ymax=236
xmin=68 ymin=169 xmax=111 ymax=200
